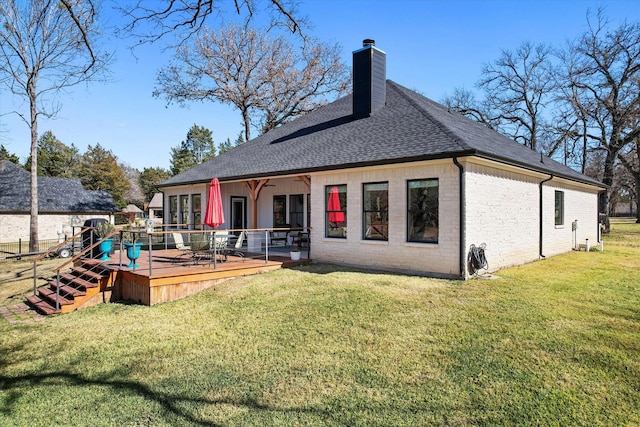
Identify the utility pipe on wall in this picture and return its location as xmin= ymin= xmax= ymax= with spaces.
xmin=539 ymin=175 xmax=553 ymax=259
xmin=453 ymin=157 xmax=465 ymax=278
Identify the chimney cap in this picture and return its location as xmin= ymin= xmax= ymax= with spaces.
xmin=363 ymin=39 xmax=375 ymax=47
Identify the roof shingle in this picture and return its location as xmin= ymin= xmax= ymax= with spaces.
xmin=0 ymin=160 xmax=117 ymax=213
xmin=160 ymin=80 xmax=603 ymax=188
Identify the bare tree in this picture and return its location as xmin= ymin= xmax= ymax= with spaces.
xmin=477 ymin=41 xmax=557 ymax=153
xmin=560 ymin=10 xmax=640 ymax=222
xmin=618 ymin=134 xmax=640 ymax=223
xmin=119 ymin=0 xmax=305 ymax=46
xmin=441 ymin=87 xmax=500 ymax=130
xmin=0 ymin=0 xmax=110 ymax=251
xmin=154 ymin=22 xmax=349 ymax=140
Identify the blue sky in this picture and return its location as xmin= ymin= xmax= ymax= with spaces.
xmin=1 ymin=0 xmax=637 ymax=171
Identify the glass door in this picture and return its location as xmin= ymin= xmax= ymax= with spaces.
xmin=231 ymin=196 xmax=246 ymax=234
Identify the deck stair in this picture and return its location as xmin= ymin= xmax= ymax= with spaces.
xmin=26 ymin=260 xmax=115 ymax=316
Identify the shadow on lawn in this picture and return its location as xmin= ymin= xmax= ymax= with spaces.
xmin=0 ymin=371 xmax=340 ymax=426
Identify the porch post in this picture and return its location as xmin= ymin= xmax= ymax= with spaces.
xmin=242 ymin=179 xmax=269 ymax=228
xmin=298 ymin=175 xmax=311 ymax=190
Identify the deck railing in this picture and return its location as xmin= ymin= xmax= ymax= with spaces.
xmin=121 ymin=226 xmax=311 ymax=277
xmin=28 ymin=225 xmax=311 ymax=309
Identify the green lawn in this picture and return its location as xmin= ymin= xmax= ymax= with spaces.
xmin=1 ymin=222 xmax=639 ymax=426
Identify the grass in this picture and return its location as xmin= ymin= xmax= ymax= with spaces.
xmin=1 ymin=221 xmax=639 ymax=426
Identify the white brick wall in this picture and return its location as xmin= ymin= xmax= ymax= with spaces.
xmin=311 ymin=160 xmax=461 ymax=278
xmin=160 ymin=157 xmax=601 ymax=279
xmin=464 ymin=160 xmax=600 ymax=273
xmin=542 ymin=182 xmax=600 ymax=256
xmin=0 ymin=213 xmax=111 ymax=243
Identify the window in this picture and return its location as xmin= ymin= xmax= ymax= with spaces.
xmin=363 ymin=182 xmax=388 ymax=241
xmin=169 ymin=196 xmax=177 ymax=225
xmin=407 ymin=179 xmax=438 ymax=243
xmin=192 ymin=194 xmax=202 ymax=230
xmin=180 ymin=195 xmax=189 ymax=228
xmin=325 ymin=185 xmax=347 ymax=238
xmin=289 ymin=194 xmax=304 ymax=229
xmin=273 ymin=195 xmax=287 ymax=227
xmin=555 ymin=190 xmax=564 ymax=226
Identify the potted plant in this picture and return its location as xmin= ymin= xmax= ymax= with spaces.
xmin=95 ymin=222 xmax=115 ymax=261
xmin=289 ymin=243 xmax=301 ymax=261
xmin=121 ymin=225 xmax=143 ymax=268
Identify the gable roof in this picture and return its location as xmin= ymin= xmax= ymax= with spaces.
xmin=0 ymin=160 xmax=117 ymax=213
xmin=160 ymin=80 xmax=603 ymax=189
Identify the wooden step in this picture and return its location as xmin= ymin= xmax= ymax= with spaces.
xmin=26 ymin=295 xmax=61 ymax=315
xmin=38 ymin=287 xmax=74 ymax=306
xmin=60 ymin=273 xmax=99 ymax=289
xmin=49 ymin=280 xmax=87 ymax=297
xmin=71 ymin=266 xmax=105 ymax=282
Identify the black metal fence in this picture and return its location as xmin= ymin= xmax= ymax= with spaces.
xmin=0 ymin=238 xmax=62 ymax=261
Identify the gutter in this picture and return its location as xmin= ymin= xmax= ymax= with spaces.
xmin=539 ymin=175 xmax=553 ymax=259
xmin=453 ymin=157 xmax=465 ymax=278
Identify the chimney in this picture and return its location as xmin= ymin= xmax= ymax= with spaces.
xmin=352 ymin=39 xmax=386 ymax=119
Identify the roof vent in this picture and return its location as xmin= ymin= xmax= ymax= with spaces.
xmin=363 ymin=38 xmax=375 ymax=47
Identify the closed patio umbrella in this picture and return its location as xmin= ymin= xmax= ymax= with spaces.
xmin=328 ymin=186 xmax=345 ymax=223
xmin=204 ymin=178 xmax=225 ymax=228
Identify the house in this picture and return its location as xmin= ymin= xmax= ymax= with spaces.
xmin=0 ymin=160 xmax=116 ymax=243
xmin=121 ymin=204 xmax=144 ymax=223
xmin=146 ymin=192 xmax=164 ymax=225
xmin=158 ymin=40 xmax=605 ymax=279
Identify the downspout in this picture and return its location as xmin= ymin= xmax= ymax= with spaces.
xmin=453 ymin=157 xmax=465 ymax=278
xmin=539 ymin=175 xmax=553 ymax=259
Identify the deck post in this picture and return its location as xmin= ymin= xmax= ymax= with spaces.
xmin=213 ymin=231 xmax=217 ymax=270
xmin=148 ymin=234 xmax=153 ymax=277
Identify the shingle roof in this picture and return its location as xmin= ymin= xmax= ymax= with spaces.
xmin=159 ymin=80 xmax=603 ymax=188
xmin=0 ymin=160 xmax=117 ymax=213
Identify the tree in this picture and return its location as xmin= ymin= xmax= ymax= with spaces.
xmin=441 ymin=87 xmax=499 ymax=130
xmin=170 ymin=124 xmax=216 ymax=175
xmin=24 ymin=131 xmax=80 ymax=177
xmin=618 ymin=135 xmax=640 ymax=223
xmin=78 ymin=144 xmax=130 ymax=209
xmin=559 ymin=11 xmax=640 ymax=224
xmin=234 ymin=131 xmax=245 ymax=147
xmin=154 ymin=23 xmax=349 ymax=141
xmin=139 ymin=166 xmax=171 ymax=202
xmin=0 ymin=0 xmax=109 ymax=251
xmin=218 ymin=138 xmax=233 ymax=155
xmin=121 ymin=163 xmax=145 ymax=205
xmin=119 ymin=0 xmax=304 ymax=46
xmin=476 ymin=41 xmax=557 ymax=153
xmin=0 ymin=144 xmax=20 ymax=164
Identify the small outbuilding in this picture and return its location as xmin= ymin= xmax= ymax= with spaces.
xmin=0 ymin=160 xmax=116 ymax=243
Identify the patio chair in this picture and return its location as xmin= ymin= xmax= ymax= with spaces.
xmin=189 ymin=233 xmax=211 ymax=264
xmin=212 ymin=231 xmax=230 ymax=262
xmin=221 ymin=231 xmax=245 ymax=262
xmin=171 ymin=232 xmax=192 ymax=262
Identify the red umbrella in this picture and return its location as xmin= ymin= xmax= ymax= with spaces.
xmin=328 ymin=186 xmax=345 ymax=223
xmin=204 ymin=178 xmax=225 ymax=228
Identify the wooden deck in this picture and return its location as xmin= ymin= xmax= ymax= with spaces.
xmin=96 ymin=248 xmax=310 ymax=306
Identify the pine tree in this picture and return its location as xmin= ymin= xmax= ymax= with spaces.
xmin=79 ymin=144 xmax=130 ymax=209
xmin=24 ymin=131 xmax=80 ymax=177
xmin=170 ymin=124 xmax=216 ymax=175
xmin=0 ymin=145 xmax=21 ymax=165
xmin=139 ymin=167 xmax=171 ymax=202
